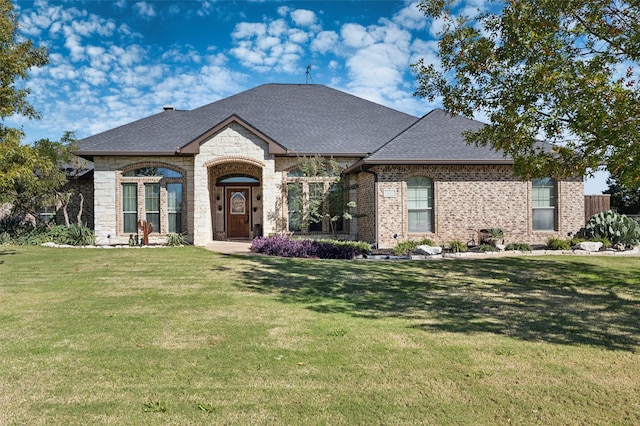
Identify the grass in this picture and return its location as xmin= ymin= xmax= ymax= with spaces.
xmin=1 ymin=246 xmax=639 ymax=425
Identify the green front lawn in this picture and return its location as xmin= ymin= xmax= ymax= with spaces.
xmin=1 ymin=246 xmax=638 ymax=425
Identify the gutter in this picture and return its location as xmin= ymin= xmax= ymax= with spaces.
xmin=359 ymin=165 xmax=379 ymax=250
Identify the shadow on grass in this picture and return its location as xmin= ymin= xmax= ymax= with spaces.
xmin=239 ymin=255 xmax=640 ymax=351
xmin=0 ymin=248 xmax=17 ymax=264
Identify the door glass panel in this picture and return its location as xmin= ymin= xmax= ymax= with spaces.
xmin=230 ymin=192 xmax=246 ymax=215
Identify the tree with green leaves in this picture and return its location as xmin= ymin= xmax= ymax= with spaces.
xmin=604 ymin=176 xmax=640 ymax=215
xmin=0 ymin=0 xmax=51 ymax=215
xmin=413 ymin=1 xmax=640 ymax=188
xmin=286 ymin=156 xmax=355 ymax=238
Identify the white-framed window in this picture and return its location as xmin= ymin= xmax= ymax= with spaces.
xmin=532 ymin=178 xmax=556 ymax=231
xmin=122 ymin=183 xmax=138 ymax=233
xmin=167 ymin=183 xmax=183 ymax=233
xmin=407 ymin=176 xmax=434 ymax=233
xmin=120 ymin=166 xmax=185 ymax=235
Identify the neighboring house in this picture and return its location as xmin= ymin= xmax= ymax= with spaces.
xmin=74 ymin=83 xmax=584 ymax=248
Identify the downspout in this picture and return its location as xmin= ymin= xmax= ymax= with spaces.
xmin=360 ymin=166 xmax=379 ymax=249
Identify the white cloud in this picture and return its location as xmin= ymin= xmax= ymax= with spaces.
xmin=133 ymin=2 xmax=156 ymax=18
xmin=290 ymin=9 xmax=317 ymax=27
xmin=341 ymin=23 xmax=375 ymax=48
xmin=310 ymin=31 xmax=339 ymax=53
xmin=393 ymin=2 xmax=426 ymax=30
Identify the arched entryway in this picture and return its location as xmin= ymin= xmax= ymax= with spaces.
xmin=207 ymin=159 xmax=263 ymax=240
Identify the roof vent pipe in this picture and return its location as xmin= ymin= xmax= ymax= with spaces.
xmin=163 ymin=105 xmax=175 ymax=111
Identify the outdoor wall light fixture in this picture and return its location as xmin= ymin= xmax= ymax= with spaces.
xmin=216 ymin=194 xmax=220 ymax=201
xmin=218 ymin=205 xmax=222 ymax=211
xmin=256 ymin=194 xmax=261 ymax=201
xmin=253 ymin=207 xmax=258 ymax=212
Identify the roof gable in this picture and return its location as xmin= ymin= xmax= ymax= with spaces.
xmin=363 ymin=109 xmax=511 ymax=164
xmin=76 ymin=84 xmax=418 ymax=157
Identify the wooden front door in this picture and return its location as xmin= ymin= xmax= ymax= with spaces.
xmin=227 ymin=188 xmax=250 ymax=238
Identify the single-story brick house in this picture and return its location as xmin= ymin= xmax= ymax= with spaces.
xmin=74 ymin=84 xmax=584 ymax=248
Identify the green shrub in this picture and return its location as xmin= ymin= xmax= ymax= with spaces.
xmin=166 ymin=233 xmax=188 ymax=246
xmin=392 ymin=238 xmax=436 ymax=256
xmin=505 ymin=242 xmax=532 ymax=251
xmin=448 ymin=240 xmax=468 ymax=253
xmin=588 ymin=236 xmax=612 ymax=249
xmin=66 ymin=224 xmax=95 ymax=246
xmin=547 ymin=237 xmax=571 ymax=250
xmin=478 ymin=244 xmax=498 ymax=252
xmin=585 ymin=210 xmax=640 ymax=247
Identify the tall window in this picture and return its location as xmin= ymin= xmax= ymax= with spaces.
xmin=287 ymin=183 xmax=302 ymax=232
xmin=145 ymin=183 xmax=160 ymax=232
xmin=122 ymin=183 xmax=138 ymax=233
xmin=308 ymin=182 xmax=324 ymax=232
xmin=167 ymin=183 xmax=182 ymax=233
xmin=407 ymin=176 xmax=434 ymax=233
xmin=120 ymin=166 xmax=184 ymax=235
xmin=532 ymin=178 xmax=556 ymax=230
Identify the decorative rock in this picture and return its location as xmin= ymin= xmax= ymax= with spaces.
xmin=577 ymin=241 xmax=602 ymax=252
xmin=495 ymin=244 xmax=506 ymax=251
xmin=415 ymin=245 xmax=443 ymax=255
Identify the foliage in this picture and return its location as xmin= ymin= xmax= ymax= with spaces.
xmin=477 ymin=243 xmax=498 ymax=252
xmin=414 ymin=1 xmax=640 ymax=188
xmin=588 ymin=236 xmax=612 ymax=249
xmin=297 ymin=155 xmax=341 ymax=177
xmin=546 ymin=237 xmax=572 ymax=251
xmin=0 ymin=222 xmax=94 ymax=246
xmin=585 ymin=210 xmax=640 ymax=247
xmin=66 ymin=224 xmax=95 ymax=246
xmin=250 ymin=236 xmax=370 ymax=259
xmin=0 ymin=0 xmax=48 ymax=121
xmin=505 ymin=242 xmax=532 ymax=252
xmin=165 ymin=232 xmax=188 ymax=246
xmin=447 ymin=240 xmax=468 ymax=253
xmin=0 ymin=0 xmax=51 ymax=209
xmin=392 ymin=238 xmax=436 ymax=256
xmin=604 ymin=176 xmax=640 ymax=215
xmin=286 ymin=156 xmax=355 ymax=237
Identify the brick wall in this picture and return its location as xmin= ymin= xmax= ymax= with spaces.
xmin=361 ymin=164 xmax=584 ymax=248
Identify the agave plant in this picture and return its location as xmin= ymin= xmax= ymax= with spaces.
xmin=585 ymin=210 xmax=640 ymax=247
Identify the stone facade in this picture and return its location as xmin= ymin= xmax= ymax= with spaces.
xmin=363 ymin=164 xmax=584 ymax=248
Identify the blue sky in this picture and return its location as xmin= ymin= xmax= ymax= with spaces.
xmin=9 ymin=0 xmax=608 ymax=193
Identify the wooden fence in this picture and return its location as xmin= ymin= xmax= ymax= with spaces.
xmin=584 ymin=195 xmax=610 ymax=222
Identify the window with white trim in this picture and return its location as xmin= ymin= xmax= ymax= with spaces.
xmin=407 ymin=176 xmax=434 ymax=233
xmin=532 ymin=178 xmax=556 ymax=231
xmin=120 ymin=166 xmax=185 ymax=234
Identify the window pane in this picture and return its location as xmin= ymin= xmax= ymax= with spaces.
xmin=122 ymin=183 xmax=138 ymax=233
xmin=407 ymin=177 xmax=434 ymax=232
xmin=169 ymin=213 xmax=182 ymax=233
xmin=145 ymin=184 xmax=160 ymax=232
xmin=532 ymin=178 xmax=556 ymax=230
xmin=328 ymin=182 xmax=344 ymax=232
xmin=124 ymin=167 xmax=182 ymax=178
xmin=167 ymin=183 xmax=182 ymax=233
xmin=167 ymin=184 xmax=182 ymax=212
xmin=309 ymin=182 xmax=324 ymax=232
xmin=408 ymin=210 xmax=433 ymax=233
xmin=533 ymin=208 xmax=555 ymax=231
xmin=287 ymin=183 xmax=302 ymax=232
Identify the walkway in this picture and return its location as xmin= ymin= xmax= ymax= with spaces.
xmin=204 ymin=240 xmax=253 ymax=255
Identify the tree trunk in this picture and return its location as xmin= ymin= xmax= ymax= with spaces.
xmin=77 ymin=193 xmax=84 ymax=226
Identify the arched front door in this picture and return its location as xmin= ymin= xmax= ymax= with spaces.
xmin=227 ymin=188 xmax=250 ymax=238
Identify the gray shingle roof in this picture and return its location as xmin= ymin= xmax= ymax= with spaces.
xmin=364 ymin=109 xmax=511 ymax=163
xmin=77 ymin=84 xmax=418 ymax=156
